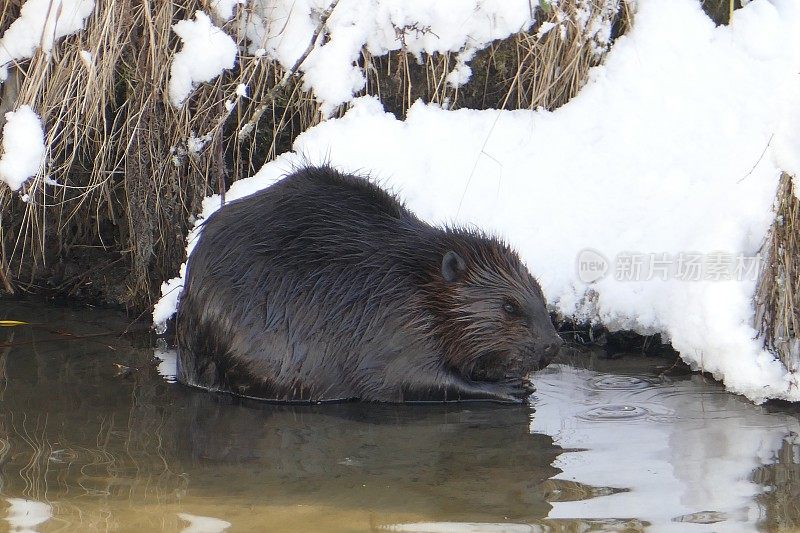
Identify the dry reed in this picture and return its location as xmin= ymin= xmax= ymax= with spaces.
xmin=755 ymin=172 xmax=800 ymax=377
xmin=0 ymin=0 xmax=629 ymax=310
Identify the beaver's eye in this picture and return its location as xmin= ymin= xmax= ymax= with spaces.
xmin=502 ymin=300 xmax=522 ymax=316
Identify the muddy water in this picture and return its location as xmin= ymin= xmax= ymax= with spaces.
xmin=0 ymin=301 xmax=798 ymax=532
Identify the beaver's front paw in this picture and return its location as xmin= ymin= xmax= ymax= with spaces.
xmin=481 ymin=378 xmax=535 ymax=404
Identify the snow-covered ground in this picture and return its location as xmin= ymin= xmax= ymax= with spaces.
xmin=154 ymin=0 xmax=800 ymax=403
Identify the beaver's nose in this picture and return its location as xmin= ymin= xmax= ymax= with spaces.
xmin=541 ymin=339 xmax=563 ymax=362
xmin=531 ymin=344 xmax=559 ymax=371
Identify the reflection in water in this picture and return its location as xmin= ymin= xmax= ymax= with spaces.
xmin=154 ymin=338 xmax=178 ymax=383
xmin=0 ymin=300 xmax=798 ymax=531
xmin=753 ymin=433 xmax=800 ymax=531
xmin=384 ymin=523 xmax=536 ymax=532
xmin=175 ymin=393 xmax=558 ymax=520
xmin=531 ymin=364 xmax=800 ymax=532
xmin=5 ymin=498 xmax=52 ymax=532
xmin=178 ymin=512 xmax=231 ymax=533
xmin=0 ymin=301 xmax=558 ymax=531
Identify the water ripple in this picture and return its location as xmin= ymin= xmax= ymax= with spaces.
xmin=576 ymin=404 xmax=651 ymax=421
xmin=588 ymin=375 xmax=663 ymax=391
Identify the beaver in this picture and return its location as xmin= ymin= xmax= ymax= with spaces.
xmin=176 ymin=166 xmax=562 ymax=403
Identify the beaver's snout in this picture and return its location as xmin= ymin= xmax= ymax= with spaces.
xmin=543 ymin=339 xmax=563 ymax=358
xmin=529 ymin=337 xmax=563 ymax=370
xmin=528 ymin=336 xmax=564 ymax=370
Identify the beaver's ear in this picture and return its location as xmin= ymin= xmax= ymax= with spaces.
xmin=441 ymin=250 xmax=467 ymax=283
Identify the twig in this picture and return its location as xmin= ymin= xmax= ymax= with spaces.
xmin=0 ymin=328 xmax=150 ymax=349
xmin=737 ymin=133 xmax=773 ymax=183
xmin=238 ymin=0 xmax=340 ymax=140
xmin=0 ymin=263 xmax=14 ymax=294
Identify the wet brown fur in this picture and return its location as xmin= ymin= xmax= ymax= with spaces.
xmin=415 ymin=241 xmax=551 ymax=380
xmin=176 ymin=166 xmax=562 ymax=403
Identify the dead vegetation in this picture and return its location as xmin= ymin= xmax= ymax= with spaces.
xmin=755 ymin=172 xmax=800 ymax=377
xmin=0 ymin=0 xmax=629 ymax=311
xmin=362 ymin=0 xmax=632 ymax=116
xmin=0 ymin=0 xmax=322 ymax=309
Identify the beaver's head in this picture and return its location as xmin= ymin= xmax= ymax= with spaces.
xmin=420 ymin=233 xmax=563 ymax=381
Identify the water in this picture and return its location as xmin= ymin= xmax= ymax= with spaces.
xmin=0 ymin=301 xmax=798 ymax=532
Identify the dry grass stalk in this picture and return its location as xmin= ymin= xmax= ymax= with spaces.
xmin=0 ymin=0 xmax=629 ymax=310
xmin=755 ymin=172 xmax=800 ymax=376
xmin=0 ymin=0 xmax=324 ymax=308
xmin=361 ymin=0 xmax=631 ymax=117
xmin=501 ymin=0 xmax=632 ymax=111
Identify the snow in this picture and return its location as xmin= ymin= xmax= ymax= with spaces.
xmin=239 ymin=0 xmax=539 ymax=116
xmin=187 ymin=132 xmax=212 ymax=154
xmin=153 ymin=263 xmax=186 ymax=331
xmin=536 ymin=21 xmax=557 ymax=39
xmin=78 ymin=49 xmax=92 ymax=69
xmin=0 ymin=106 xmax=46 ymax=191
xmin=210 ymin=0 xmax=245 ymax=21
xmin=774 ymin=85 xmax=800 ymax=190
xmin=155 ymin=0 xmax=800 ymax=402
xmin=445 ymin=49 xmax=476 ymax=88
xmin=0 ymin=0 xmax=95 ymax=82
xmin=169 ymin=11 xmax=238 ymax=108
xmin=233 ymin=0 xmax=621 ymax=114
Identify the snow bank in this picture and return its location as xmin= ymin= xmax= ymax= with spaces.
xmin=239 ymin=0 xmax=617 ymax=116
xmin=0 ymin=0 xmax=95 ymax=82
xmin=156 ymin=0 xmax=800 ymax=402
xmin=0 ymin=106 xmax=46 ymax=191
xmin=169 ymin=11 xmax=238 ymax=108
